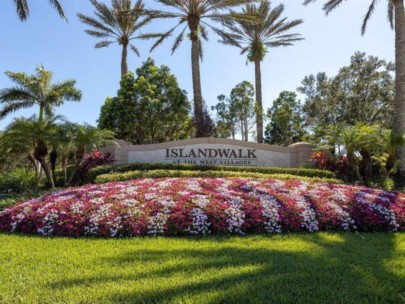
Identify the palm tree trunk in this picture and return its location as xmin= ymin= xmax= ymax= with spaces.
xmin=189 ymin=26 xmax=204 ymax=138
xmin=121 ymin=43 xmax=128 ymax=77
xmin=254 ymin=59 xmax=264 ymax=143
xmin=67 ymin=148 xmax=85 ymax=185
xmin=395 ymin=1 xmax=405 ymax=177
xmin=39 ymin=104 xmax=44 ymax=123
xmin=41 ymin=159 xmax=55 ymax=189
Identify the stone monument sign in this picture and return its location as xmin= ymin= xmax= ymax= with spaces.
xmin=100 ymin=138 xmax=313 ymax=168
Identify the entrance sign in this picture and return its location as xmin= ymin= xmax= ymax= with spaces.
xmin=101 ymin=138 xmax=313 ymax=168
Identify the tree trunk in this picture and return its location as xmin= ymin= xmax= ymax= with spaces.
xmin=27 ymin=154 xmax=39 ymax=187
xmin=39 ymin=103 xmax=44 ymax=123
xmin=67 ymin=148 xmax=85 ymax=185
xmin=121 ymin=43 xmax=128 ymax=77
xmin=244 ymin=117 xmax=248 ymax=142
xmin=62 ymin=156 xmax=68 ymax=185
xmin=34 ymin=140 xmax=54 ymax=188
xmin=254 ymin=59 xmax=264 ymax=143
xmin=50 ymin=148 xmax=58 ymax=183
xmin=395 ymin=1 xmax=405 ymax=176
xmin=189 ymin=18 xmax=204 ymax=138
xmin=41 ymin=159 xmax=55 ymax=189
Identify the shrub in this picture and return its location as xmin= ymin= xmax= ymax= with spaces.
xmin=87 ymin=163 xmax=336 ymax=183
xmin=0 ymin=168 xmax=37 ymax=194
xmin=310 ymin=151 xmax=335 ymax=171
xmin=95 ymin=169 xmax=342 ymax=184
xmin=72 ymin=150 xmax=114 ymax=185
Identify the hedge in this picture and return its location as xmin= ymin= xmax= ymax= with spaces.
xmin=87 ymin=163 xmax=336 ymax=183
xmin=95 ymin=169 xmax=342 ymax=184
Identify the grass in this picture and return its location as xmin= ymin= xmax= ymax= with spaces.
xmin=0 ymin=233 xmax=404 ymax=304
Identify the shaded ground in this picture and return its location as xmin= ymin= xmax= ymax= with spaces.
xmin=0 ymin=233 xmax=404 ymax=303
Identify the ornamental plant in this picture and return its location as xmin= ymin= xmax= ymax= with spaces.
xmin=0 ymin=178 xmax=403 ymax=237
xmin=72 ymin=150 xmax=114 ymax=185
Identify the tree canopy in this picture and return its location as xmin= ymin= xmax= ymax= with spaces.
xmin=98 ymin=58 xmax=193 ymax=144
xmin=265 ymin=91 xmax=305 ymax=146
xmin=298 ymin=52 xmax=395 ymax=134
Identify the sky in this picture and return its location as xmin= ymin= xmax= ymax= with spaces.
xmin=0 ymin=0 xmax=396 ymax=130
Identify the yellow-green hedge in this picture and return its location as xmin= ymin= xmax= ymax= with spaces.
xmin=95 ymin=169 xmax=342 ymax=184
xmin=88 ymin=163 xmax=336 ymax=183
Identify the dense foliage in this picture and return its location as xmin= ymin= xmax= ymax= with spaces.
xmin=298 ymin=52 xmax=395 ymax=134
xmin=265 ymin=91 xmax=306 ymax=146
xmin=1 ymin=178 xmax=403 ymax=237
xmin=86 ymin=163 xmax=337 ymax=183
xmin=95 ymin=170 xmax=341 ymax=184
xmin=212 ymin=81 xmax=256 ymax=141
xmin=99 ymin=58 xmax=193 ymax=144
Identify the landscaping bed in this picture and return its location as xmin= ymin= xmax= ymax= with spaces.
xmin=0 ymin=178 xmax=403 ymax=237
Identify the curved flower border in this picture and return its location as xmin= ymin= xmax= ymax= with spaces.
xmin=0 ymin=178 xmax=404 ymax=237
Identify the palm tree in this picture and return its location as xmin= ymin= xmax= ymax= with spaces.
xmin=78 ymin=0 xmax=151 ymax=77
xmin=0 ymin=65 xmax=82 ymax=123
xmin=220 ymin=1 xmax=303 ymax=143
xmin=0 ymin=115 xmax=62 ymax=188
xmin=145 ymin=0 xmax=257 ymax=138
xmin=13 ymin=0 xmax=66 ymax=21
xmin=303 ymin=0 xmax=405 ymax=176
xmin=66 ymin=124 xmax=116 ymax=185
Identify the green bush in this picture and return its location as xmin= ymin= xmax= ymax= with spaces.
xmin=88 ymin=163 xmax=336 ymax=183
xmin=95 ymin=169 xmax=342 ymax=185
xmin=0 ymin=168 xmax=37 ymax=194
xmin=54 ymin=166 xmax=76 ymax=187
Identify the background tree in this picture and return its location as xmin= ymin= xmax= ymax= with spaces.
xmin=212 ymin=95 xmax=237 ymax=139
xmin=146 ymin=0 xmax=255 ymax=138
xmin=265 ymin=91 xmax=305 ymax=146
xmin=230 ymin=81 xmax=256 ymax=141
xmin=298 ymin=52 xmax=395 ymax=141
xmin=0 ymin=65 xmax=82 ymax=123
xmin=212 ymin=81 xmax=256 ymax=141
xmin=220 ymin=0 xmax=303 ymax=143
xmin=99 ymin=58 xmax=193 ymax=144
xmin=78 ymin=0 xmax=151 ymax=77
xmin=303 ymin=0 xmax=405 ymax=178
xmin=198 ymin=101 xmax=216 ymax=138
xmin=12 ymin=0 xmax=66 ymax=21
xmin=98 ymin=74 xmax=137 ymax=143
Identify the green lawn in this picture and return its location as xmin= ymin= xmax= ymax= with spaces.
xmin=0 ymin=233 xmax=404 ymax=304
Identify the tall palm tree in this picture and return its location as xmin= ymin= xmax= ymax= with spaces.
xmin=13 ymin=0 xmax=66 ymax=21
xmin=78 ymin=0 xmax=152 ymax=77
xmin=146 ymin=0 xmax=257 ymax=138
xmin=303 ymin=0 xmax=405 ymax=175
xmin=0 ymin=65 xmax=82 ymax=123
xmin=220 ymin=1 xmax=303 ymax=143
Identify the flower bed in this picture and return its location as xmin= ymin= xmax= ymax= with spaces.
xmin=0 ymin=178 xmax=404 ymax=237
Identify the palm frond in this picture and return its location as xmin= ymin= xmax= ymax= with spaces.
xmin=362 ymin=0 xmax=378 ymax=35
xmin=95 ymin=40 xmax=116 ymax=48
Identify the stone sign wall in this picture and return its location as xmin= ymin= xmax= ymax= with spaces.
xmin=100 ymin=138 xmax=314 ymax=168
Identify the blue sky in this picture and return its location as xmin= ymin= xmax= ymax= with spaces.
xmin=0 ymin=0 xmax=395 ymax=130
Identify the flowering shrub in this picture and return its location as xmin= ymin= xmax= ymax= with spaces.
xmin=72 ymin=150 xmax=114 ymax=185
xmin=0 ymin=178 xmax=403 ymax=237
xmin=310 ymin=151 xmax=335 ymax=171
